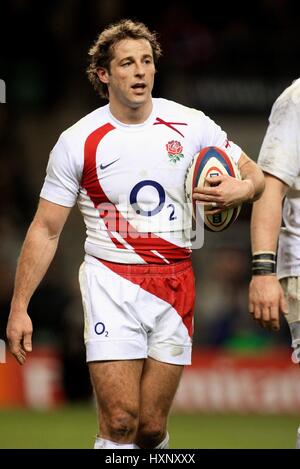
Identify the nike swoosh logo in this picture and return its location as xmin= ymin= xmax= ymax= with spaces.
xmin=100 ymin=158 xmax=119 ymax=170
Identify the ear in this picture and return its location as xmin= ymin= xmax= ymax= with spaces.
xmin=97 ymin=67 xmax=109 ymax=84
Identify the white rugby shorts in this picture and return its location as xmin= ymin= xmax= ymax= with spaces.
xmin=280 ymin=277 xmax=300 ymax=324
xmin=280 ymin=277 xmax=300 ymax=349
xmin=79 ymin=255 xmax=195 ymax=365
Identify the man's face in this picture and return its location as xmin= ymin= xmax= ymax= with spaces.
xmin=98 ymin=38 xmax=156 ymax=109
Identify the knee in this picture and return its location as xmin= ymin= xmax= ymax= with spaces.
xmin=102 ymin=406 xmax=139 ymax=440
xmin=136 ymin=420 xmax=166 ymax=448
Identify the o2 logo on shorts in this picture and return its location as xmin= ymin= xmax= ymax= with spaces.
xmin=130 ymin=180 xmax=177 ymax=220
xmin=94 ymin=322 xmax=108 ymax=337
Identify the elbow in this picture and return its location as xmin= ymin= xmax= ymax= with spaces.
xmin=253 ymin=171 xmax=266 ymax=202
xmin=31 ymin=218 xmax=62 ymax=241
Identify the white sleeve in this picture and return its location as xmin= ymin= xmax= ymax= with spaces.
xmin=197 ymin=113 xmax=243 ymax=164
xmin=40 ymin=134 xmax=81 ymax=207
xmin=258 ymin=96 xmax=299 ymax=187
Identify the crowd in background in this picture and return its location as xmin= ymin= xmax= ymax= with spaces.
xmin=0 ymin=0 xmax=297 ymax=400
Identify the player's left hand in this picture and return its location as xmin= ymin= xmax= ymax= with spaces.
xmin=193 ymin=175 xmax=254 ymax=213
xmin=249 ymin=275 xmax=287 ymax=331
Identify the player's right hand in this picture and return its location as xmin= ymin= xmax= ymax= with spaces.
xmin=249 ymin=275 xmax=287 ymax=331
xmin=6 ymin=311 xmax=33 ymax=365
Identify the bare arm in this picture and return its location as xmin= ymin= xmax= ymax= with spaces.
xmin=193 ymin=152 xmax=265 ymax=211
xmin=7 ymin=198 xmax=72 ymax=364
xmin=238 ymin=153 xmax=265 ymax=202
xmin=249 ymin=173 xmax=288 ymax=330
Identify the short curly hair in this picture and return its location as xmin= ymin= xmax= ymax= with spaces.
xmin=86 ymin=19 xmax=162 ymax=99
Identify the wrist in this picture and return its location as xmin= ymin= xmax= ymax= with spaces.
xmin=252 ymin=251 xmax=277 ymax=276
xmin=11 ymin=297 xmax=29 ymax=311
xmin=243 ymin=179 xmax=255 ymax=201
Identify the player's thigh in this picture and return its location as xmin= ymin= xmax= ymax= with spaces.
xmin=89 ymin=359 xmax=144 ymax=413
xmin=139 ymin=357 xmax=183 ymax=421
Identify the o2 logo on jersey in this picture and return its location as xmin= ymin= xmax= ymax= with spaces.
xmin=130 ymin=180 xmax=165 ymax=216
xmin=129 ymin=180 xmax=176 ymax=220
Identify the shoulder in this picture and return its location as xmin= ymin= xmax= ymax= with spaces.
xmin=59 ymin=104 xmax=110 ymax=148
xmin=278 ymin=78 xmax=300 ymax=102
xmin=265 ymin=79 xmax=300 ymax=133
xmin=271 ymin=78 xmax=300 ymax=116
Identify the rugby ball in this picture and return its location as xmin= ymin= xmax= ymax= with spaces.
xmin=184 ymin=146 xmax=242 ymax=232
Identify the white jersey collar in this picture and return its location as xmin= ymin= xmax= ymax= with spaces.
xmin=107 ymin=100 xmax=156 ymax=131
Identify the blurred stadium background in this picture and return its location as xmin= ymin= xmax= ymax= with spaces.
xmin=1 ymin=0 xmax=300 ymax=449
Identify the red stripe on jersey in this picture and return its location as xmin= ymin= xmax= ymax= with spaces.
xmin=82 ymin=123 xmax=115 ymax=205
xmin=98 ymin=258 xmax=195 ymax=337
xmin=81 ymin=123 xmax=126 ymax=250
xmin=153 ymin=117 xmax=187 ymax=138
xmin=82 ymin=123 xmax=191 ymax=264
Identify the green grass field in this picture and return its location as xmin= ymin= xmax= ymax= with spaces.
xmin=0 ymin=405 xmax=299 ymax=448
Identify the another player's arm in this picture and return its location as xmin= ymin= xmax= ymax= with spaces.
xmin=7 ymin=198 xmax=72 ymax=364
xmin=249 ymin=173 xmax=288 ymax=330
xmin=193 ymin=152 xmax=265 ymax=211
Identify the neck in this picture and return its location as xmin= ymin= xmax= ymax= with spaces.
xmin=108 ymin=99 xmax=153 ymax=125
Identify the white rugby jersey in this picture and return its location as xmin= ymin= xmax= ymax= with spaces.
xmin=41 ymin=98 xmax=242 ymax=264
xmin=258 ymin=78 xmax=300 ymax=278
